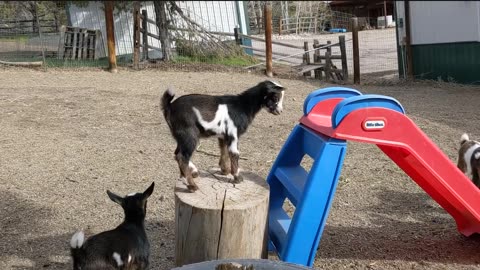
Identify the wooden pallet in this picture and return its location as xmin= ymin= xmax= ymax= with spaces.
xmin=57 ymin=26 xmax=102 ymax=60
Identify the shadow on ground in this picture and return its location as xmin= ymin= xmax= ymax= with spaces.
xmin=318 ymin=188 xmax=480 ymax=265
xmin=0 ymin=190 xmax=177 ymax=269
xmin=0 ymin=190 xmax=70 ymax=269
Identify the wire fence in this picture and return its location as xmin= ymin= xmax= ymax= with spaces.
xmin=0 ymin=1 xmax=399 ymax=82
xmin=0 ymin=1 xmax=252 ymax=70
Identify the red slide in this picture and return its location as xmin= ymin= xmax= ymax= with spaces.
xmin=301 ymin=92 xmax=480 ymax=236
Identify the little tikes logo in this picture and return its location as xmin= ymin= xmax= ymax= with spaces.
xmin=363 ymin=119 xmax=386 ymax=130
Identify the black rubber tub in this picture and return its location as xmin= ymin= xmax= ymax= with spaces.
xmin=172 ymin=259 xmax=315 ymax=270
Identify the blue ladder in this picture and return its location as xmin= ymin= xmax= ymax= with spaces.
xmin=267 ymin=87 xmax=361 ymax=267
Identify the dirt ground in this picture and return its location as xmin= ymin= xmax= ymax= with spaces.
xmin=1 ymin=68 xmax=480 ymax=270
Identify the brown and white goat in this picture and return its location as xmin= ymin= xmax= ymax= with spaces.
xmin=457 ymin=133 xmax=480 ymax=188
xmin=70 ymin=182 xmax=154 ymax=270
xmin=161 ymin=80 xmax=285 ymax=192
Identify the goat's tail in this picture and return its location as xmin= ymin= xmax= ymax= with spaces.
xmin=161 ymin=88 xmax=175 ymax=115
xmin=161 ymin=88 xmax=175 ymax=129
xmin=461 ymin=133 xmax=470 ymax=145
xmin=70 ymin=231 xmax=86 ymax=270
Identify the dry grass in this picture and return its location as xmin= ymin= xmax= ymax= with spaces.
xmin=1 ymin=68 xmax=480 ymax=270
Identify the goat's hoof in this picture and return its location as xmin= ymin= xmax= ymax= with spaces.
xmin=187 ymin=185 xmax=199 ymax=192
xmin=191 ymin=171 xmax=199 ymax=178
xmin=232 ymin=174 xmax=243 ymax=183
xmin=220 ymin=168 xmax=230 ymax=175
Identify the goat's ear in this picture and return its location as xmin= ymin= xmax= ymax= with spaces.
xmin=263 ymin=80 xmax=285 ymax=92
xmin=107 ymin=190 xmax=124 ymax=205
xmin=142 ymin=182 xmax=155 ymax=199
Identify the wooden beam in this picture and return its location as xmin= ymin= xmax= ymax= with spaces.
xmin=104 ymin=1 xmax=117 ymax=73
xmin=264 ymin=3 xmax=273 ymax=78
xmin=240 ymin=45 xmax=303 ymax=59
xmin=238 ymin=33 xmax=304 ymax=50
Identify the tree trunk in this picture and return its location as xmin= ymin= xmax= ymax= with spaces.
xmin=153 ymin=1 xmax=172 ymax=61
xmin=175 ymin=169 xmax=269 ymax=267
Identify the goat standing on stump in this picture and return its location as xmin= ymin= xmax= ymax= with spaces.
xmin=70 ymin=182 xmax=155 ymax=270
xmin=161 ymin=80 xmax=286 ymax=192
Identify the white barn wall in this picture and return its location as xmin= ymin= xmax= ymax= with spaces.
xmin=68 ymin=1 xmax=241 ymax=57
xmin=409 ymin=1 xmax=480 ymax=45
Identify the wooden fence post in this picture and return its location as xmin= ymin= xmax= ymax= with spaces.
xmin=339 ymin=35 xmax=348 ymax=81
xmin=352 ymin=17 xmax=360 ymax=84
xmin=104 ymin=1 xmax=117 ymax=73
xmin=326 ymin=40 xmax=332 ymax=80
xmin=313 ymin=39 xmax=322 ymax=79
xmin=303 ymin=41 xmax=310 ymax=77
xmin=234 ymin=27 xmax=241 ymax=45
xmin=133 ymin=2 xmax=141 ymax=69
xmin=264 ymin=3 xmax=273 ymax=78
xmin=141 ymin=9 xmax=149 ymax=60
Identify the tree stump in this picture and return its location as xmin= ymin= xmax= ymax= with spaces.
xmin=175 ymin=169 xmax=270 ymax=267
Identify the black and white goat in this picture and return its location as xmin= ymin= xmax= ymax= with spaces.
xmin=70 ymin=182 xmax=155 ymax=270
xmin=457 ymin=133 xmax=480 ymax=188
xmin=161 ymin=80 xmax=285 ymax=192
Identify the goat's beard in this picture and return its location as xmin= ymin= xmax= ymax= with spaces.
xmin=263 ymin=106 xmax=281 ymax=115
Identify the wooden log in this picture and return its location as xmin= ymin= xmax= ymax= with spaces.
xmin=0 ymin=60 xmax=43 ymax=67
xmin=175 ymin=169 xmax=269 ymax=267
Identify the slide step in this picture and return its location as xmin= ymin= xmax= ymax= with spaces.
xmin=274 ymin=166 xmax=309 ymax=206
xmin=269 ymin=207 xmax=291 ymax=256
